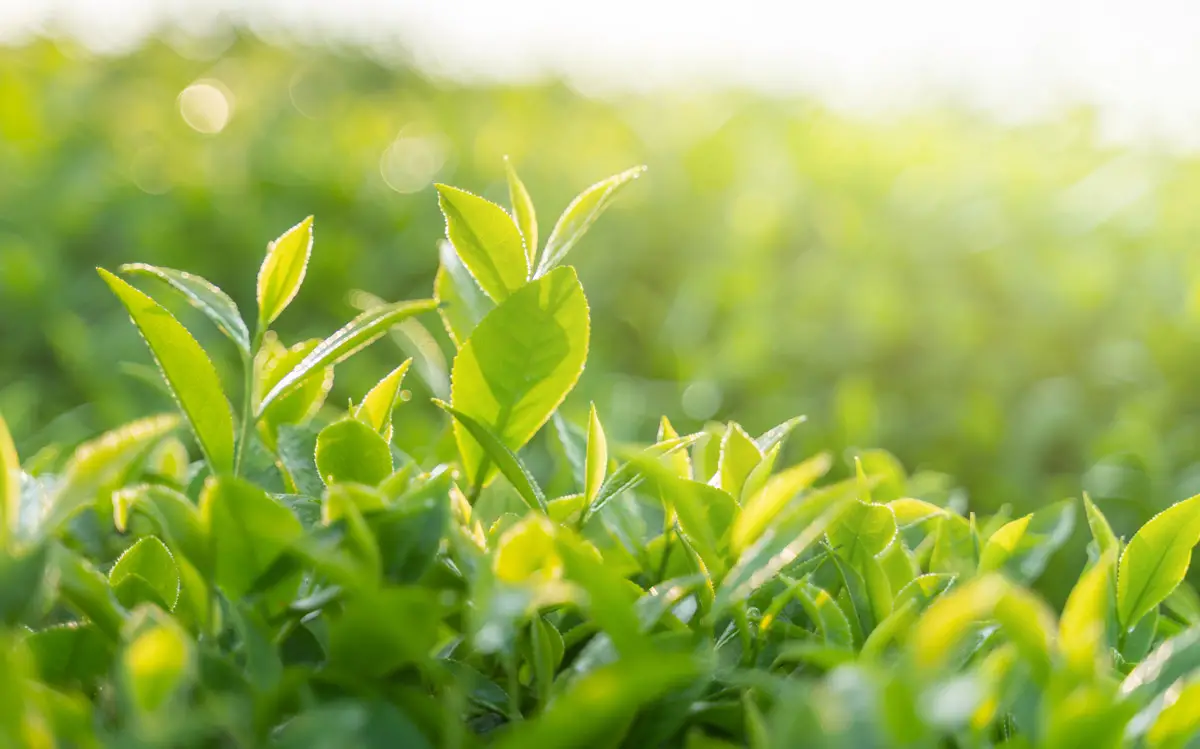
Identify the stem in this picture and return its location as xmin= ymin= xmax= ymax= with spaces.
xmin=233 ymin=332 xmax=264 ymax=477
xmin=505 ymin=647 xmax=522 ymax=722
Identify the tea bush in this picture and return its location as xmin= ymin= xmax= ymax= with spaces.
xmin=10 ymin=36 xmax=1200 ymax=532
xmin=4 ymin=166 xmax=1200 ymax=747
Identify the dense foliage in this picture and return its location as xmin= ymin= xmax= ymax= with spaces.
xmin=5 ymin=168 xmax=1200 ymax=747
xmin=7 ymin=36 xmax=1200 ymax=540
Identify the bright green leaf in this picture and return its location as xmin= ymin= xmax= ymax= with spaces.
xmin=436 ymin=184 xmax=528 ymax=302
xmin=732 ymin=452 xmax=832 ymax=554
xmin=120 ymin=263 xmax=251 ymax=357
xmin=0 ymin=412 xmax=18 ymax=549
xmin=584 ymin=403 xmax=607 ymax=505
xmin=109 ymin=537 xmax=180 ymax=611
xmin=314 ymin=419 xmax=393 ymax=487
xmin=100 ymin=269 xmax=234 ymax=473
xmin=505 ymin=157 xmax=538 ymax=265
xmin=354 ymin=360 xmax=411 ymax=436
xmin=256 ymin=216 xmax=313 ymax=326
xmin=257 ymin=298 xmax=437 ymax=415
xmin=536 ymin=165 xmax=646 ymax=276
xmin=449 ymin=266 xmax=588 ymax=487
xmin=199 ymin=476 xmax=303 ymax=600
xmin=436 ymin=401 xmax=547 ymax=513
xmin=1117 ymin=493 xmax=1200 ymax=626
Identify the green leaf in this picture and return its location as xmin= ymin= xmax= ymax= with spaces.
xmin=256 ymin=216 xmax=314 ymax=326
xmin=434 ymin=240 xmax=495 ymax=348
xmin=0 ymin=412 xmax=18 ymax=549
xmin=101 ymin=269 xmax=235 ymax=473
xmin=505 ymin=156 xmax=538 ymax=264
xmin=199 ymin=476 xmax=303 ymax=600
xmin=581 ymin=434 xmax=700 ymax=524
xmin=491 ymin=653 xmax=700 ymax=749
xmin=732 ymin=452 xmax=832 ymax=554
xmin=436 ymin=184 xmax=528 ymax=302
xmin=113 ymin=484 xmax=208 ymax=574
xmin=555 ymin=531 xmax=646 ymax=657
xmin=25 ymin=623 xmax=113 ymax=690
xmin=993 ymin=584 xmax=1056 ymax=681
xmin=369 ymin=478 xmax=451 ymax=584
xmin=255 ymin=336 xmax=334 ymax=447
xmin=121 ymin=607 xmax=193 ymax=715
xmin=120 ymin=263 xmax=251 ymax=357
xmin=435 ymin=401 xmax=547 ymax=513
xmin=55 ymin=546 xmax=125 ymax=640
xmin=1060 ymin=550 xmax=1115 ymax=676
xmin=754 ymin=415 xmax=806 ymax=453
xmin=327 ymin=586 xmax=439 ymax=678
xmin=109 ymin=537 xmax=180 ymax=611
xmin=911 ymin=575 xmax=1008 ymax=671
xmin=1084 ymin=493 xmax=1120 ymax=556
xmin=354 ymin=360 xmax=411 ymax=436
xmin=0 ymin=542 xmax=48 ymax=626
xmin=314 ymin=419 xmax=393 ymax=487
xmin=977 ymin=499 xmax=1076 ymax=583
xmin=48 ymin=413 xmax=181 ymax=533
xmin=654 ymin=474 xmax=738 ymax=580
xmin=1147 ymin=678 xmax=1200 ymax=748
xmin=584 ymin=403 xmax=608 ymax=505
xmin=257 ymin=298 xmax=437 ymax=415
xmin=929 ymin=512 xmax=975 ymax=577
xmin=827 ymin=500 xmax=897 ymax=566
xmin=716 ymin=477 xmax=857 ymax=612
xmin=535 ymin=165 xmax=646 ymax=276
xmin=1117 ymin=493 xmax=1200 ymax=626
xmin=894 ymin=573 xmax=956 ymax=610
xmin=714 ymin=422 xmax=762 ymax=498
xmin=1122 ymin=626 xmax=1200 ymax=714
xmin=888 ymin=498 xmax=945 ymax=529
xmin=449 ymin=266 xmax=589 ymax=487
xmin=794 ymin=580 xmax=854 ymax=648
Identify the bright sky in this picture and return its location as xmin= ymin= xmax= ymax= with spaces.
xmin=6 ymin=0 xmax=1200 ymax=148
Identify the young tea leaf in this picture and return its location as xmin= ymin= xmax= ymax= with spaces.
xmin=120 ymin=263 xmax=251 ymax=357
xmin=449 ymin=266 xmax=588 ymax=488
xmin=584 ymin=403 xmax=608 ymax=505
xmin=435 ymin=401 xmax=547 ymax=513
xmin=314 ymin=419 xmax=393 ymax=487
xmin=436 ymin=184 xmax=529 ymax=302
xmin=109 ymin=536 xmax=180 ymax=611
xmin=536 ymin=165 xmax=646 ymax=276
xmin=505 ymin=156 xmax=538 ymax=265
xmin=1117 ymin=493 xmax=1200 ymax=626
xmin=256 ymin=216 xmax=314 ymax=327
xmin=354 ymin=360 xmax=411 ymax=436
xmin=257 ymin=298 xmax=436 ymax=415
xmin=100 ymin=270 xmax=235 ymax=474
xmin=0 ymin=412 xmax=18 ymax=549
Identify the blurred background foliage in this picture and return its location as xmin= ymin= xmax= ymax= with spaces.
xmin=4 ymin=32 xmax=1200 ymax=542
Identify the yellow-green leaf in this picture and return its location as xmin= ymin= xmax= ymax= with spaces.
xmin=256 ymin=216 xmax=313 ymax=326
xmin=120 ymin=263 xmax=251 ymax=357
xmin=449 ymin=266 xmax=589 ymax=487
xmin=584 ymin=403 xmax=607 ymax=505
xmin=314 ymin=419 xmax=393 ymax=487
xmin=257 ymin=298 xmax=436 ymax=416
xmin=827 ymin=500 xmax=897 ymax=566
xmin=536 ymin=165 xmax=646 ymax=276
xmin=0 ymin=412 xmax=18 ymax=549
xmin=1060 ymin=550 xmax=1115 ymax=676
xmin=436 ymin=184 xmax=528 ymax=302
xmin=109 ymin=537 xmax=180 ymax=611
xmin=199 ymin=476 xmax=302 ymax=600
xmin=1118 ymin=493 xmax=1200 ymax=626
xmin=1084 ymin=493 xmax=1120 ymax=556
xmin=732 ymin=452 xmax=832 ymax=554
xmin=505 ymin=156 xmax=538 ymax=265
xmin=354 ymin=360 xmax=411 ymax=435
xmin=100 ymin=269 xmax=234 ymax=473
xmin=716 ymin=422 xmax=762 ymax=498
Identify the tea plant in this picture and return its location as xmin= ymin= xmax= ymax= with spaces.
xmin=3 ymin=164 xmax=1200 ymax=747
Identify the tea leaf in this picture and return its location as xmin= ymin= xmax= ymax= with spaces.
xmin=199 ymin=476 xmax=302 ymax=600
xmin=1060 ymin=550 xmax=1115 ymax=676
xmin=0 ymin=412 xmax=18 ymax=549
xmin=436 ymin=184 xmax=528 ymax=302
xmin=120 ymin=263 xmax=251 ymax=357
xmin=257 ymin=298 xmax=437 ymax=415
xmin=436 ymin=401 xmax=547 ymax=513
xmin=584 ymin=403 xmax=608 ymax=505
xmin=827 ymin=500 xmax=897 ymax=566
xmin=354 ymin=360 xmax=411 ymax=435
xmin=109 ymin=537 xmax=180 ymax=611
xmin=100 ymin=269 xmax=234 ymax=473
xmin=505 ymin=157 xmax=538 ymax=265
xmin=314 ymin=419 xmax=393 ymax=487
xmin=1084 ymin=493 xmax=1120 ymax=556
xmin=449 ymin=266 xmax=588 ymax=488
xmin=1117 ymin=493 xmax=1200 ymax=626
xmin=732 ymin=452 xmax=832 ymax=554
xmin=434 ymin=240 xmax=495 ymax=347
xmin=536 ymin=165 xmax=645 ymax=276
xmin=256 ymin=216 xmax=313 ymax=326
